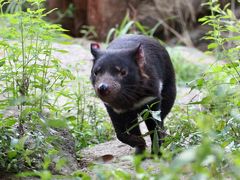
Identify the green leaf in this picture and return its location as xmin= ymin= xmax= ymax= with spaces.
xmin=201 ymin=96 xmax=212 ymax=104
xmin=197 ymin=78 xmax=204 ymax=87
xmin=106 ymin=28 xmax=116 ymax=44
xmin=66 ymin=116 xmax=77 ymax=121
xmin=230 ymin=78 xmax=237 ymax=84
xmin=3 ymin=118 xmax=17 ymax=127
xmin=226 ymin=9 xmax=234 ymax=18
xmin=142 ymin=109 xmax=150 ymax=120
xmin=25 ymin=156 xmax=32 ymax=166
xmin=48 ymin=149 xmax=59 ymax=156
xmin=119 ymin=21 xmax=135 ymax=36
xmin=135 ymin=21 xmax=148 ymax=34
xmin=119 ymin=12 xmax=130 ymax=30
xmin=208 ymin=43 xmax=218 ymax=49
xmin=38 ymin=170 xmax=52 ymax=180
xmin=15 ymin=136 xmax=28 ymax=150
xmin=225 ymin=62 xmax=239 ymax=68
xmin=190 ymin=96 xmax=211 ymax=105
xmin=55 ymin=158 xmax=67 ymax=171
xmin=227 ymin=36 xmax=240 ymax=41
xmin=54 ymin=49 xmax=69 ymax=54
xmin=47 ymin=119 xmax=67 ymax=128
xmin=152 ymin=129 xmax=160 ymax=155
xmin=0 ymin=57 xmax=6 ymax=67
xmin=212 ymin=65 xmax=223 ymax=72
xmin=114 ymin=170 xmax=131 ymax=179
xmin=7 ymin=150 xmax=17 ymax=159
xmin=43 ymin=156 xmax=51 ymax=170
xmin=198 ymin=17 xmax=208 ymax=22
xmin=226 ymin=26 xmax=239 ymax=33
xmin=237 ymin=101 xmax=240 ymax=106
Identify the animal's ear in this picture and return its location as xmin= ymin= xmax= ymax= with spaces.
xmin=132 ymin=44 xmax=149 ymax=79
xmin=90 ymin=43 xmax=102 ymax=59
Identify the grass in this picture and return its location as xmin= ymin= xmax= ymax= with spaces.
xmin=167 ymin=47 xmax=204 ymax=86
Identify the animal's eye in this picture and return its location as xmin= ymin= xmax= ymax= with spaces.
xmin=94 ymin=67 xmax=101 ymax=76
xmin=94 ymin=70 xmax=99 ymax=76
xmin=115 ymin=66 xmax=127 ymax=77
xmin=120 ymin=69 xmax=127 ymax=76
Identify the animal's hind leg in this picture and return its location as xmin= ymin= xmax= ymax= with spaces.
xmin=145 ymin=83 xmax=176 ymax=154
xmin=144 ymin=101 xmax=163 ymax=154
xmin=160 ymin=83 xmax=176 ymax=121
xmin=157 ymin=87 xmax=175 ymax=149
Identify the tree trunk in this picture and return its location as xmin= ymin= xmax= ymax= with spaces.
xmin=87 ymin=0 xmax=129 ymax=41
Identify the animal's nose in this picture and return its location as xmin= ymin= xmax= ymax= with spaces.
xmin=97 ymin=83 xmax=110 ymax=96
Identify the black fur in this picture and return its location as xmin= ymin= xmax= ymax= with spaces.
xmin=90 ymin=34 xmax=176 ymax=154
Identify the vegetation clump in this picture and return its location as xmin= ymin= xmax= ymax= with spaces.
xmin=0 ymin=0 xmax=112 ymax=176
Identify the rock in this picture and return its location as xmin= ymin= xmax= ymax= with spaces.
xmin=52 ymin=39 xmax=93 ymax=76
xmin=168 ymin=46 xmax=215 ymax=65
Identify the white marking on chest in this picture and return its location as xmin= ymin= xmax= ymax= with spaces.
xmin=159 ymin=80 xmax=163 ymax=95
xmin=113 ymin=96 xmax=156 ymax=114
xmin=133 ymin=96 xmax=156 ymax=110
xmin=112 ymin=108 xmax=126 ymax=114
xmin=112 ymin=80 xmax=163 ymax=114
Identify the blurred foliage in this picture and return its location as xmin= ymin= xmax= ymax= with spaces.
xmin=106 ymin=12 xmax=161 ymax=44
xmin=167 ymin=48 xmax=204 ymax=86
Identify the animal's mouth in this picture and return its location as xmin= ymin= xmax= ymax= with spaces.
xmin=94 ymin=82 xmax=121 ymax=104
xmin=97 ymin=90 xmax=136 ymax=110
xmin=97 ymin=93 xmax=115 ymax=104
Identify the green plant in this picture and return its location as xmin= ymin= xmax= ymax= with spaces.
xmin=49 ymin=3 xmax=74 ymax=24
xmin=106 ymin=12 xmax=161 ymax=43
xmin=80 ymin=25 xmax=98 ymax=39
xmin=58 ymin=64 xmax=113 ymax=150
xmin=167 ymin=0 xmax=240 ymax=177
xmin=0 ymin=0 xmax=74 ymax=172
xmin=166 ymin=1 xmax=240 ymax=177
xmin=192 ymin=0 xmax=240 ymax=142
xmin=0 ymin=0 xmax=114 ymax=175
xmin=167 ymin=48 xmax=204 ymax=86
xmin=2 ymin=0 xmax=30 ymax=13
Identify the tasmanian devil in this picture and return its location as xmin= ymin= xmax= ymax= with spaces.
xmin=90 ymin=34 xmax=176 ymax=155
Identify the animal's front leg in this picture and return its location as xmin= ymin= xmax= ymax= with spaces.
xmin=107 ymin=107 xmax=146 ymax=154
xmin=112 ymin=118 xmax=146 ymax=154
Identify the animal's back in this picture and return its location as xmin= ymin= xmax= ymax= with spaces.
xmin=108 ymin=34 xmax=175 ymax=85
xmin=108 ymin=34 xmax=161 ymax=50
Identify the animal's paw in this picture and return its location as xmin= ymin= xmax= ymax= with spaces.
xmin=135 ymin=145 xmax=146 ymax=155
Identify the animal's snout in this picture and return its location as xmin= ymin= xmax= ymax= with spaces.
xmin=97 ymin=83 xmax=110 ymax=96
